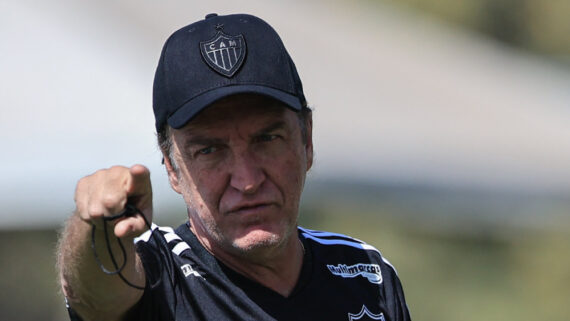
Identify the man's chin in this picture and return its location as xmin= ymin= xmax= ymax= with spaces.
xmin=231 ymin=229 xmax=282 ymax=252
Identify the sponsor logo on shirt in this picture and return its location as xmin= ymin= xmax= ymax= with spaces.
xmin=327 ymin=263 xmax=382 ymax=284
xmin=348 ymin=305 xmax=386 ymax=321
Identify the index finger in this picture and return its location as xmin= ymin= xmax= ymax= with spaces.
xmin=125 ymin=164 xmax=151 ymax=198
xmin=123 ymin=164 xmax=153 ymax=227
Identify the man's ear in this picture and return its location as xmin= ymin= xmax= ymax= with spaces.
xmin=305 ymin=114 xmax=314 ymax=171
xmin=163 ymin=153 xmax=182 ymax=194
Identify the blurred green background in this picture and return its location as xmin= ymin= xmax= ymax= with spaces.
xmin=383 ymin=0 xmax=570 ymax=61
xmin=1 ymin=0 xmax=569 ymax=320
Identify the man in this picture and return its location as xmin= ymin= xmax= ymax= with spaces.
xmin=57 ymin=13 xmax=411 ymax=321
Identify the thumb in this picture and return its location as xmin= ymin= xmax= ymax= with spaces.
xmin=114 ymin=214 xmax=149 ymax=239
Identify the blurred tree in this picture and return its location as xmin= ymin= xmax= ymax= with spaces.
xmin=380 ymin=0 xmax=570 ymax=63
xmin=480 ymin=0 xmax=529 ymax=46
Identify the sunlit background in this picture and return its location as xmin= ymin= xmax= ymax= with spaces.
xmin=1 ymin=0 xmax=569 ymax=320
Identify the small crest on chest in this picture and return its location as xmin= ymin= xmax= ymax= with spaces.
xmin=348 ymin=305 xmax=386 ymax=321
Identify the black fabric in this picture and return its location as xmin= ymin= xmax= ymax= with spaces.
xmin=127 ymin=223 xmax=411 ymax=321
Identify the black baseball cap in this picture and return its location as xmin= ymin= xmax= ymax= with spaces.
xmin=153 ymin=13 xmax=307 ymax=132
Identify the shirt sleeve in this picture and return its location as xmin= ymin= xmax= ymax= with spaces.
xmin=65 ymin=297 xmax=84 ymax=321
xmin=124 ymin=232 xmax=177 ymax=321
xmin=382 ymin=260 xmax=412 ymax=321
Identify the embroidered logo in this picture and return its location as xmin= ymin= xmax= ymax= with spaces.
xmin=348 ymin=305 xmax=386 ymax=321
xmin=327 ymin=263 xmax=382 ymax=284
xmin=200 ymin=31 xmax=246 ymax=77
xmin=181 ymin=264 xmax=202 ymax=278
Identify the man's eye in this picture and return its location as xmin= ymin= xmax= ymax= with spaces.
xmin=198 ymin=146 xmax=217 ymax=155
xmin=258 ymin=134 xmax=277 ymax=142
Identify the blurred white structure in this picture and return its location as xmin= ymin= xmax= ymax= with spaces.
xmin=1 ymin=0 xmax=569 ymax=227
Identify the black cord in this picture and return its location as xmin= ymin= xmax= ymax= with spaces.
xmin=91 ymin=204 xmax=148 ymax=290
xmin=90 ymin=204 xmax=180 ymax=297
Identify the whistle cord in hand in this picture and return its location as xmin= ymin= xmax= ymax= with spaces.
xmin=90 ymin=203 xmax=149 ymax=290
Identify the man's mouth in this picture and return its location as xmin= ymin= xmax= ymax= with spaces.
xmin=227 ymin=202 xmax=273 ymax=216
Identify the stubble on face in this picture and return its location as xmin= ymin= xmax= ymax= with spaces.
xmin=168 ymin=95 xmax=311 ymax=261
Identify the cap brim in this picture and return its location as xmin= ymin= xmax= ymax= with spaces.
xmin=167 ymin=85 xmax=303 ymax=129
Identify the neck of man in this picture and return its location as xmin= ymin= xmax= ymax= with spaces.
xmin=189 ymin=222 xmax=304 ymax=297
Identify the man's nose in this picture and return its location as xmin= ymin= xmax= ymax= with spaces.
xmin=229 ymin=151 xmax=266 ymax=194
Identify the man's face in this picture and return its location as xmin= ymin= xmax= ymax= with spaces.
xmin=166 ymin=95 xmax=313 ymax=259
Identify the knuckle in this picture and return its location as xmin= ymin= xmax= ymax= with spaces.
xmin=108 ymin=165 xmax=128 ymax=176
xmin=74 ymin=198 xmax=86 ymax=213
xmin=87 ymin=203 xmax=104 ymax=219
xmin=101 ymin=193 xmax=124 ymax=210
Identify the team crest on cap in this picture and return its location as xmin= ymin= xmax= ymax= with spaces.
xmin=200 ymin=31 xmax=246 ymax=77
xmin=348 ymin=305 xmax=385 ymax=321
